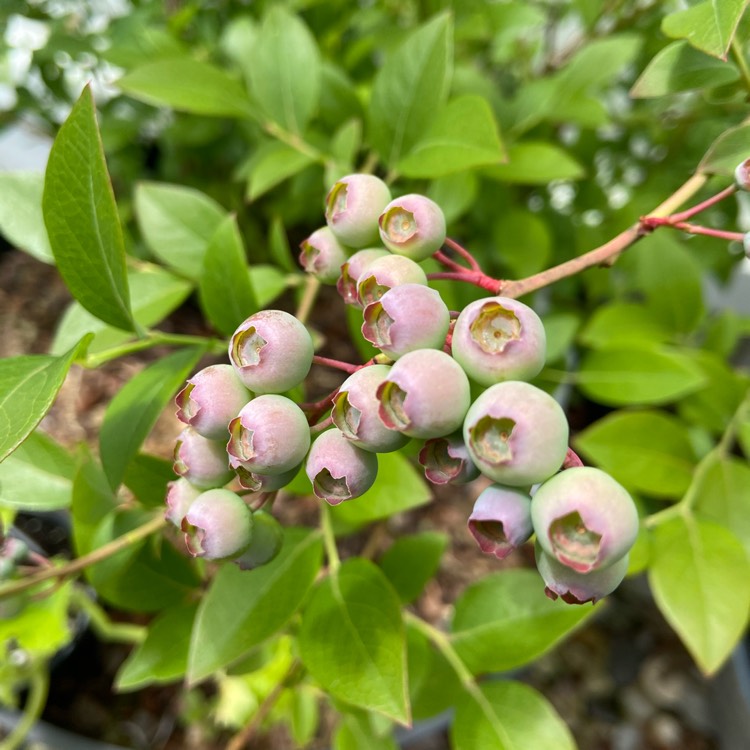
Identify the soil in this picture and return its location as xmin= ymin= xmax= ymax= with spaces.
xmin=0 ymin=249 xmax=734 ymax=749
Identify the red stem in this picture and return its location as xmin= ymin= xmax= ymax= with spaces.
xmin=671 ymin=222 xmax=745 ymax=243
xmin=444 ymin=237 xmax=482 ymax=271
xmin=427 ymin=271 xmax=502 ymax=294
xmin=645 ymin=184 xmax=737 ymax=226
xmin=563 ymin=448 xmax=585 ymax=470
xmin=433 ymin=250 xmax=467 ymax=273
xmin=310 ymin=415 xmax=333 ymax=435
xmin=312 ymin=355 xmax=359 ymax=374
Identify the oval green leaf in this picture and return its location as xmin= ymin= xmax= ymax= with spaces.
xmin=576 ymin=347 xmax=706 ymax=406
xmin=135 ymin=182 xmax=227 ymax=281
xmin=99 ymin=346 xmax=205 ymax=490
xmin=198 ymin=215 xmax=258 ymax=336
xmin=368 ymin=13 xmax=453 ymax=166
xmin=450 ymin=569 xmax=595 ymax=675
xmin=574 ymin=410 xmax=697 ymax=498
xmin=0 ymin=336 xmax=90 ymax=463
xmin=299 ymin=558 xmax=410 ymax=725
xmin=649 ymin=515 xmax=750 ymax=675
xmin=42 ymin=86 xmax=134 ymax=331
xmin=118 ymin=58 xmax=253 ymax=118
xmin=188 ymin=528 xmax=323 ymax=683
xmin=451 ymin=680 xmax=576 ymax=750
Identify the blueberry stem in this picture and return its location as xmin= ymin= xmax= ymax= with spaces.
xmin=643 ymin=184 xmax=737 ymax=226
xmin=444 ymin=237 xmax=482 ymax=271
xmin=312 ymin=355 xmax=359 ymax=374
xmin=0 ymin=514 xmax=167 ymax=600
xmin=670 ymin=222 xmax=745 ymax=242
xmin=427 ymin=271 xmax=502 ymax=293
xmin=321 ymin=504 xmax=341 ymax=572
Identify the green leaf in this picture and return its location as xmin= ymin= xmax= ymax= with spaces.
xmin=0 ymin=172 xmax=53 ymax=263
xmin=42 ymin=86 xmax=134 ymax=331
xmin=574 ymin=410 xmax=697 ymax=498
xmin=268 ymin=216 xmax=296 ymax=273
xmin=249 ymin=265 xmax=290 ymax=308
xmin=87 ymin=508 xmax=199 ymax=612
xmin=116 ymin=602 xmax=198 ymax=691
xmin=135 ymin=182 xmax=227 ymax=280
xmin=245 ymin=142 xmax=316 ymax=201
xmin=576 ymin=347 xmax=706 ymax=406
xmin=484 ymin=142 xmax=584 ymax=184
xmin=0 ymin=430 xmax=76 ymax=510
xmin=450 ymin=569 xmax=595 ymax=675
xmin=406 ymin=623 xmax=462 ymax=720
xmin=333 ymin=715 xmax=398 ymax=750
xmin=578 ymin=302 xmax=672 ymax=349
xmin=245 ymin=7 xmax=321 ymax=134
xmin=649 ymin=515 xmax=750 ymax=674
xmin=541 ymin=312 xmax=580 ymax=364
xmin=631 ymin=41 xmax=739 ymax=97
xmin=493 ymin=210 xmax=551 ymax=278
xmin=123 ymin=454 xmax=175 ymax=509
xmin=188 ymin=528 xmax=323 ymax=683
xmin=0 ymin=580 xmax=73 ymax=659
xmin=397 ymin=95 xmax=504 ymax=178
xmin=451 ymin=680 xmax=576 ymax=750
xmin=699 ymin=124 xmax=750 ymax=176
xmin=369 ymin=13 xmax=453 ymax=166
xmin=379 ymin=532 xmax=448 ymax=604
xmin=662 ymin=0 xmax=750 ymax=60
xmin=631 ymin=235 xmax=705 ymax=334
xmin=118 ymin=58 xmax=253 ymax=117
xmin=331 ymin=451 xmax=431 ymax=532
xmin=0 ymin=337 xmax=89 ymax=464
xmin=198 ymin=215 xmax=258 ymax=336
xmin=71 ymin=451 xmax=118 ymax=557
xmin=677 ymin=351 xmax=748 ymax=434
xmin=99 ymin=346 xmax=205 ymax=490
xmin=299 ymin=558 xmax=410 ymax=724
xmin=693 ymin=455 xmax=750 ymax=557
xmin=50 ymin=264 xmax=193 ymax=356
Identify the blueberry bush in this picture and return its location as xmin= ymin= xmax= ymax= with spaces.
xmin=1 ymin=1 xmax=750 ymax=748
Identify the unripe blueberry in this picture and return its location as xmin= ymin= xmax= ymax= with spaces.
xmin=173 ymin=427 xmax=234 ymax=489
xmin=531 ymin=467 xmax=638 ymax=574
xmin=233 ymin=511 xmax=283 ymax=570
xmin=356 ymin=254 xmax=428 ymax=306
xmin=165 ymin=477 xmax=202 ymax=528
xmin=325 ymin=174 xmax=392 ymax=248
xmin=231 ymin=459 xmax=301 ymax=493
xmin=332 ymin=365 xmax=409 ymax=453
xmin=227 ymin=395 xmax=311 ymax=475
xmin=377 ymin=349 xmax=471 ymax=439
xmin=418 ymin=434 xmax=479 ymax=485
xmin=176 ymin=364 xmax=252 ymax=441
xmin=337 ymin=248 xmax=390 ymax=307
xmin=451 ymin=297 xmax=546 ymax=386
xmin=0 ymin=557 xmax=14 ymax=581
xmin=735 ymin=158 xmax=750 ymax=190
xmin=535 ymin=542 xmax=629 ymax=605
xmin=229 ymin=310 xmax=314 ymax=395
xmin=468 ymin=485 xmax=533 ymax=559
xmin=305 ymin=429 xmax=378 ymax=505
xmin=362 ymin=284 xmax=450 ymax=359
xmin=183 ymin=488 xmax=253 ymax=560
xmin=299 ymin=226 xmax=350 ymax=283
xmin=463 ymin=381 xmax=568 ymax=487
xmin=378 ymin=194 xmax=447 ymax=261
xmin=744 ymin=232 xmax=750 ymax=259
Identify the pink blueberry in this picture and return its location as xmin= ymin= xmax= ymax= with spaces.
xmin=463 ymin=381 xmax=569 ymax=487
xmin=451 ymin=297 xmax=546 ymax=386
xmin=229 ymin=309 xmax=313 ymax=394
xmin=361 ymin=284 xmax=450 ymax=359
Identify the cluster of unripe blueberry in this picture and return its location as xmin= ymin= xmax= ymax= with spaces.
xmin=165 ymin=174 xmax=639 ymax=604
